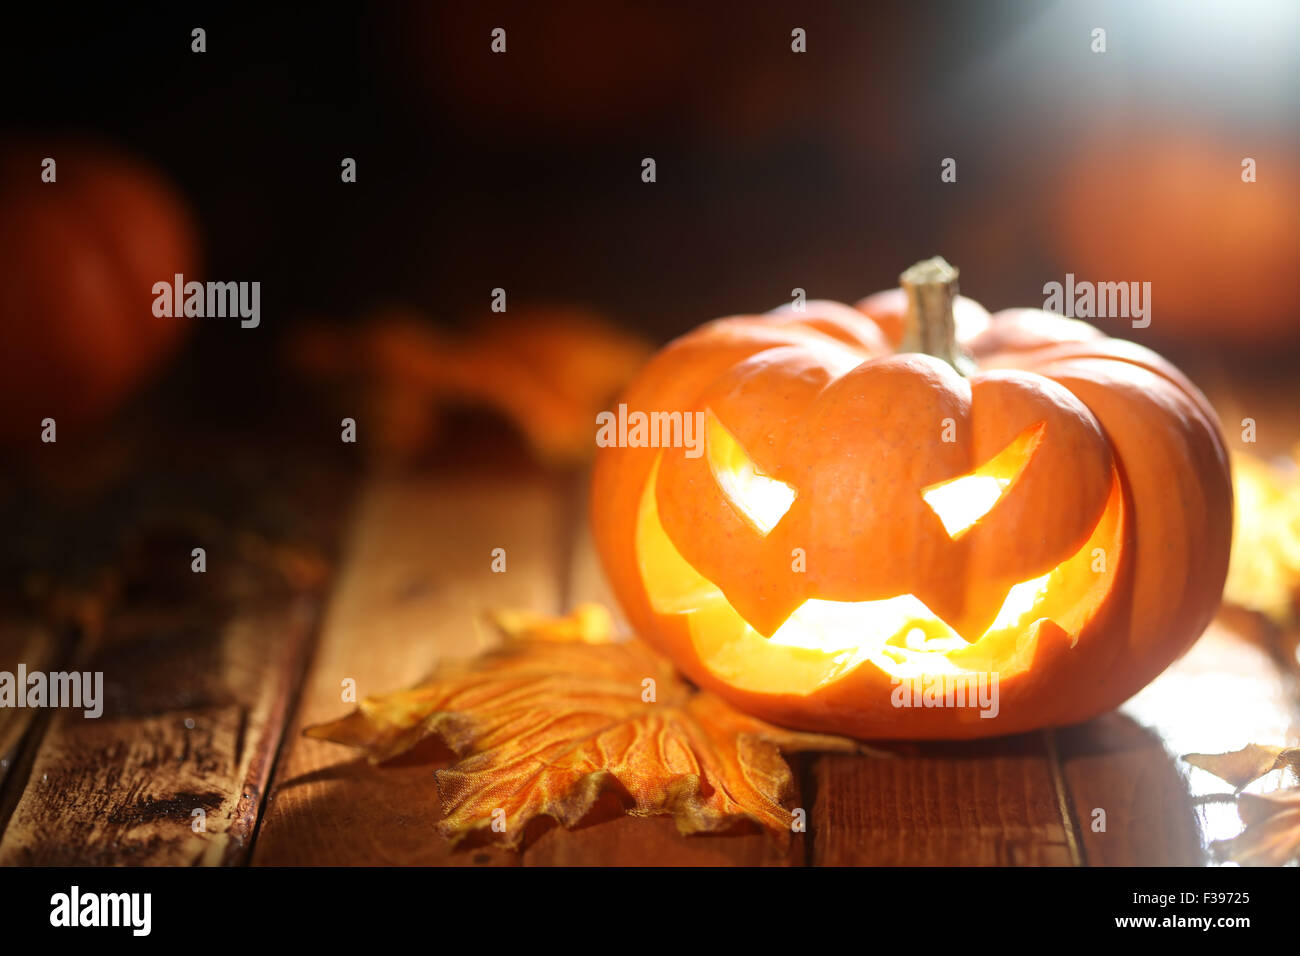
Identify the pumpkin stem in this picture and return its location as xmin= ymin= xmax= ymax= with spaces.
xmin=899 ymin=257 xmax=975 ymax=375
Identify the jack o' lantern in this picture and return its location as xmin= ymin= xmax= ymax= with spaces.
xmin=591 ymin=259 xmax=1232 ymax=739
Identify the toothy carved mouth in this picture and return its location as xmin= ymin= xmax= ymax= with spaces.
xmin=635 ymin=450 xmax=1124 ymax=695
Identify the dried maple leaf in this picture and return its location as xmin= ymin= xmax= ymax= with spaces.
xmin=1184 ymin=744 xmax=1300 ymax=866
xmin=1183 ymin=743 xmax=1300 ymax=792
xmin=306 ymin=604 xmax=862 ymax=849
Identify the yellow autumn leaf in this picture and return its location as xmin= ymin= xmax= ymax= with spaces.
xmin=287 ymin=308 xmax=651 ymax=466
xmin=306 ymin=605 xmax=864 ymax=849
xmin=1224 ymin=448 xmax=1300 ymax=623
xmin=486 ymin=602 xmax=617 ymax=644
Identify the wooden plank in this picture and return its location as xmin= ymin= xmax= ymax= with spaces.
xmin=0 ymin=438 xmax=120 ymax=806
xmin=0 ymin=566 xmax=327 ymax=866
xmin=252 ymin=472 xmax=564 ymax=866
xmin=0 ymin=423 xmax=349 ymax=866
xmin=1054 ymin=718 xmax=1202 ymax=867
xmin=811 ymin=735 xmax=1074 ymax=865
xmin=522 ymin=474 xmax=797 ymax=866
xmin=523 ymin=813 xmax=797 ymax=866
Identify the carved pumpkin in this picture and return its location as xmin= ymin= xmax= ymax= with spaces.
xmin=0 ymin=140 xmax=198 ymax=443
xmin=591 ymin=259 xmax=1232 ymax=739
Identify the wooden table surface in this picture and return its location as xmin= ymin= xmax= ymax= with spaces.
xmin=0 ymin=363 xmax=1297 ymax=867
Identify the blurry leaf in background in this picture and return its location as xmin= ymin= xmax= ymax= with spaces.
xmin=288 ymin=306 xmax=650 ymax=466
xmin=1225 ymin=447 xmax=1300 ymax=624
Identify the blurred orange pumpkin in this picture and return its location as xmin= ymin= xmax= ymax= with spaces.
xmin=0 ymin=139 xmax=198 ymax=443
xmin=1055 ymin=132 xmax=1300 ymax=347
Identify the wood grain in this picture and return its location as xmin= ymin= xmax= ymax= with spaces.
xmin=523 ymin=813 xmax=797 ymax=866
xmin=0 ymin=427 xmax=349 ymax=866
xmin=1054 ymin=714 xmax=1203 ymax=866
xmin=0 ymin=579 xmax=326 ymax=866
xmin=811 ymin=735 xmax=1075 ymax=865
xmin=252 ymin=472 xmax=564 ymax=865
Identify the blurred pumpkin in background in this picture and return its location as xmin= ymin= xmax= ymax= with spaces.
xmin=0 ymin=139 xmax=198 ymax=443
xmin=1054 ymin=130 xmax=1300 ymax=348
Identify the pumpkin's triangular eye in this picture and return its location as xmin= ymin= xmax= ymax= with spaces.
xmin=921 ymin=421 xmax=1046 ymax=537
xmin=706 ymin=409 xmax=797 ymax=536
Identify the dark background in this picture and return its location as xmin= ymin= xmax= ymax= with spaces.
xmin=2 ymin=0 xmax=1298 ymax=426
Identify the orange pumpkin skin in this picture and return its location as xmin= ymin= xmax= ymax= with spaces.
xmin=591 ymin=285 xmax=1232 ymax=739
xmin=0 ymin=141 xmax=198 ymax=443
